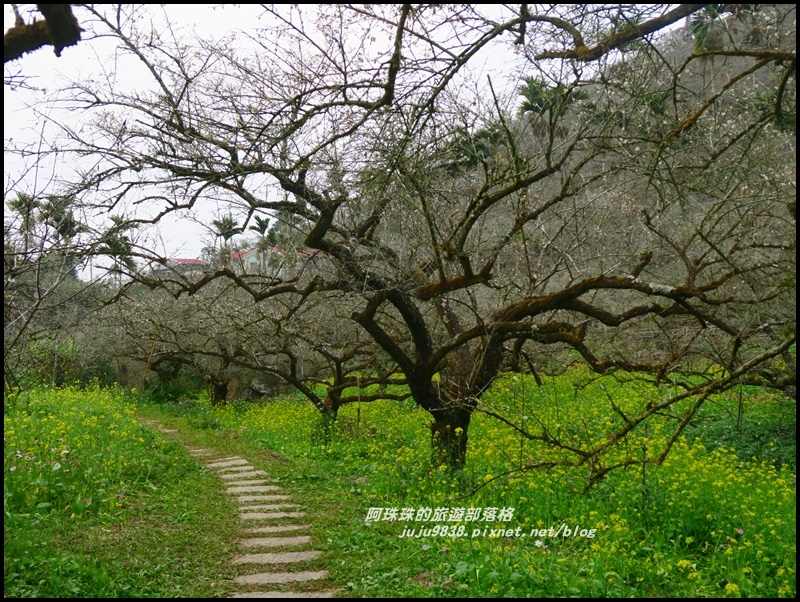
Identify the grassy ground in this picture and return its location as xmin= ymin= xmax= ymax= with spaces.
xmin=4 ymin=374 xmax=796 ymax=598
xmin=143 ymin=371 xmax=796 ymax=598
xmin=4 ymin=386 xmax=240 ymax=598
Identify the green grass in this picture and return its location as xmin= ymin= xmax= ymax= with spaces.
xmin=4 ymin=386 xmax=240 ymax=598
xmin=684 ymin=386 xmax=796 ymax=470
xmin=167 ymin=373 xmax=796 ymax=598
xmin=4 ymin=374 xmax=796 ymax=598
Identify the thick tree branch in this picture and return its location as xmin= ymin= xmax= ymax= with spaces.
xmin=534 ymin=5 xmax=705 ymax=62
xmin=4 ymin=4 xmax=82 ymax=63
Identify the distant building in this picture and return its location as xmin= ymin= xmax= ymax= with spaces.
xmin=150 ymin=257 xmax=208 ymax=279
xmin=146 ymin=247 xmax=329 ymax=281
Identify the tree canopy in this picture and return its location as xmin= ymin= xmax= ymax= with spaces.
xmin=4 ymin=4 xmax=795 ymax=482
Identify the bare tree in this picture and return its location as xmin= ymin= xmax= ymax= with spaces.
xmin=3 ymin=192 xmax=100 ymax=392
xmin=8 ymin=5 xmax=795 ymax=480
xmin=102 ymin=280 xmax=409 ymax=421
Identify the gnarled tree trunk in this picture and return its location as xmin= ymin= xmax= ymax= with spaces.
xmin=208 ymin=376 xmax=228 ymax=406
xmin=315 ymin=396 xmax=340 ymax=445
xmin=429 ymin=405 xmax=472 ymax=471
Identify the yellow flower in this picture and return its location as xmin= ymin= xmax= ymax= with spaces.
xmin=724 ymin=583 xmax=740 ymax=596
xmin=777 ymin=584 xmax=793 ymax=596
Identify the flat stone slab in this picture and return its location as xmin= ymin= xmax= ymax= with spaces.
xmin=217 ymin=465 xmax=263 ymax=474
xmin=223 ymin=479 xmax=274 ymax=487
xmin=239 ymin=495 xmax=293 ymax=505
xmin=234 ymin=571 xmax=328 ymax=585
xmin=207 ymin=458 xmax=249 ymax=468
xmin=243 ymin=524 xmax=311 ymax=534
xmin=229 ymin=592 xmax=334 ymax=598
xmin=219 ymin=471 xmax=267 ymax=480
xmin=227 ymin=485 xmax=282 ymax=494
xmin=239 ymin=503 xmax=302 ymax=512
xmin=238 ymin=536 xmax=312 ymax=548
xmin=237 ymin=494 xmax=288 ymax=503
xmin=240 ymin=511 xmax=307 ymax=520
xmin=159 ymin=428 xmax=177 ymax=433
xmin=232 ymin=550 xmax=322 ymax=564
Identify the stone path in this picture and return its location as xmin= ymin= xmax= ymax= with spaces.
xmin=141 ymin=420 xmax=335 ymax=598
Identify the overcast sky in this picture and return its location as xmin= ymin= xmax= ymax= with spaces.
xmin=4 ymin=5 xmax=269 ymax=263
xmin=4 ymin=4 xmax=523 ymax=266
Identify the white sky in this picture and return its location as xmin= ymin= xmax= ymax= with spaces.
xmin=4 ymin=4 xmax=268 ymax=263
xmin=4 ymin=4 xmax=524 ymax=267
